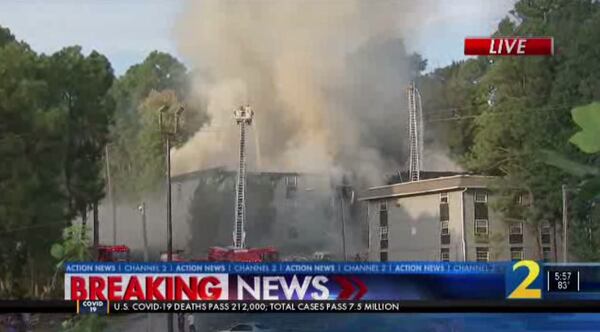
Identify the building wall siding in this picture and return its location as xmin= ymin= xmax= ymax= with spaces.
xmin=446 ymin=190 xmax=464 ymax=261
xmin=367 ymin=188 xmax=551 ymax=262
xmin=391 ymin=194 xmax=440 ymax=261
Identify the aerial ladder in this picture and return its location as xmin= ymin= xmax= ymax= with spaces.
xmin=202 ymin=105 xmax=278 ymax=262
xmin=232 ymin=105 xmax=253 ymax=249
xmin=407 ymin=81 xmax=424 ymax=182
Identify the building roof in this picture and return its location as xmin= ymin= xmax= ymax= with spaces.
xmin=171 ymin=166 xmax=303 ymax=183
xmin=360 ymin=174 xmax=494 ymax=201
xmin=386 ymin=171 xmax=469 ymax=184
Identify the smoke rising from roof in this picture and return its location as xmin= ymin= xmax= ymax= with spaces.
xmin=172 ymin=0 xmax=444 ymax=184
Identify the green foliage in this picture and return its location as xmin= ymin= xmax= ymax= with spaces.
xmin=418 ymin=58 xmax=490 ymax=158
xmin=43 ymin=46 xmax=116 ymax=221
xmin=539 ymin=149 xmax=598 ymax=177
xmin=0 ymin=29 xmax=66 ymax=298
xmin=569 ymin=103 xmax=600 ymax=154
xmin=424 ymin=0 xmax=600 ymax=260
xmin=0 ymin=25 xmax=114 ymax=298
xmin=0 ymin=25 xmax=204 ymax=297
xmin=50 ymin=224 xmax=92 ymax=269
xmin=0 ymin=25 xmax=15 ymax=47
xmin=108 ymin=52 xmax=206 ymax=200
xmin=542 ymin=103 xmax=600 ymax=264
xmin=111 ymin=51 xmax=189 ymax=112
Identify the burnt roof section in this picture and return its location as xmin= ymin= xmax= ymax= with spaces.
xmin=360 ymin=174 xmax=494 ymax=201
xmin=386 ymin=171 xmax=469 ymax=184
xmin=171 ymin=167 xmax=302 ymax=183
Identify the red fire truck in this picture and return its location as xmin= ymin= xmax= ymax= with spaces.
xmin=207 ymin=246 xmax=279 ymax=262
xmin=96 ymin=245 xmax=130 ymax=262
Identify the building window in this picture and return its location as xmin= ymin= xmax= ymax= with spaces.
xmin=440 ymin=220 xmax=450 ymax=244
xmin=474 ymin=201 xmax=488 ymax=220
xmin=380 ymin=239 xmax=388 ymax=249
xmin=440 ymin=192 xmax=448 ymax=204
xmin=509 ymin=222 xmax=523 ymax=235
xmin=440 ymin=192 xmax=449 ymax=243
xmin=474 ymin=191 xmax=488 ymax=203
xmin=441 ymin=235 xmax=451 ymax=245
xmin=541 ymin=221 xmax=551 ymax=244
xmin=380 ymin=201 xmax=388 ymax=211
xmin=285 ymin=175 xmax=298 ymax=198
xmin=440 ymin=202 xmax=449 ymax=221
xmin=475 ymin=219 xmax=489 ymax=235
xmin=476 ymin=247 xmax=489 ymax=262
xmin=379 ymin=201 xmax=388 ymax=227
xmin=379 ymin=226 xmax=388 ymax=240
xmin=440 ymin=248 xmax=450 ymax=262
xmin=380 ymin=251 xmax=388 ymax=262
xmin=510 ymin=247 xmax=523 ymax=261
xmin=285 ymin=175 xmax=298 ymax=187
xmin=441 ymin=220 xmax=449 ymax=235
xmin=542 ymin=247 xmax=552 ymax=262
xmin=509 ymin=222 xmax=523 ymax=244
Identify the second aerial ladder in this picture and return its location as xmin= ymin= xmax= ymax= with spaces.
xmin=233 ymin=105 xmax=254 ymax=249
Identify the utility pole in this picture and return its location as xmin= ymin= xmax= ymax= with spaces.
xmin=340 ymin=188 xmax=347 ymax=261
xmin=105 ymin=145 xmax=117 ymax=245
xmin=159 ymin=105 xmax=184 ymax=332
xmin=339 ymin=178 xmax=353 ymax=261
xmin=562 ymin=184 xmax=568 ymax=263
xmin=139 ymin=201 xmax=150 ymax=332
xmin=166 ymin=133 xmax=173 ymax=263
xmin=93 ymin=202 xmax=99 ymax=247
xmin=138 ymin=202 xmax=149 ymax=262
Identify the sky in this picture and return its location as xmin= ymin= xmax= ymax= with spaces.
xmin=0 ymin=0 xmax=515 ymax=75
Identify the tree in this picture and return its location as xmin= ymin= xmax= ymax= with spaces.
xmin=418 ymin=57 xmax=490 ymax=158
xmin=0 ymin=35 xmax=68 ymax=298
xmin=43 ymin=46 xmax=116 ymax=224
xmin=543 ymin=103 xmax=600 ymax=260
xmin=425 ymin=0 xmax=600 ymax=260
xmin=0 ymin=28 xmax=71 ymax=298
xmin=108 ymin=52 xmax=205 ymax=200
xmin=0 ymin=25 xmax=117 ymax=298
xmin=0 ymin=26 xmax=15 ymax=47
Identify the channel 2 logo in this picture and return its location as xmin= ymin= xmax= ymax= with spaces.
xmin=505 ymin=260 xmax=543 ymax=299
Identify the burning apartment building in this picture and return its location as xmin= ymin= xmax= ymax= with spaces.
xmin=96 ymin=2 xmax=462 ymax=262
xmin=173 ymin=167 xmax=365 ymax=258
xmin=97 ymin=166 xmax=365 ymax=260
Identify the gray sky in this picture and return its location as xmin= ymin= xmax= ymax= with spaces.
xmin=0 ymin=0 xmax=514 ymax=75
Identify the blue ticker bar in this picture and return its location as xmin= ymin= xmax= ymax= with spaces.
xmin=65 ymin=261 xmax=510 ymax=274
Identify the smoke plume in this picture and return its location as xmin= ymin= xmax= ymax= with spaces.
xmin=172 ymin=0 xmax=442 ymax=183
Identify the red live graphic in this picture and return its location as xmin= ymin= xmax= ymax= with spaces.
xmin=464 ymin=37 xmax=553 ymax=56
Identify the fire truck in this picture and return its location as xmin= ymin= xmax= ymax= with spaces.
xmin=96 ymin=245 xmax=130 ymax=262
xmin=160 ymin=249 xmax=187 ymax=262
xmin=207 ymin=246 xmax=279 ymax=262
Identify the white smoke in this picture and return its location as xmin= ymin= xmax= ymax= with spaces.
xmin=172 ymin=0 xmax=446 ymax=184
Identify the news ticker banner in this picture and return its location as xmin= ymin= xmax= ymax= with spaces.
xmin=2 ymin=299 xmax=600 ymax=314
xmin=464 ymin=37 xmax=554 ymax=56
xmin=63 ymin=261 xmax=600 ymax=302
